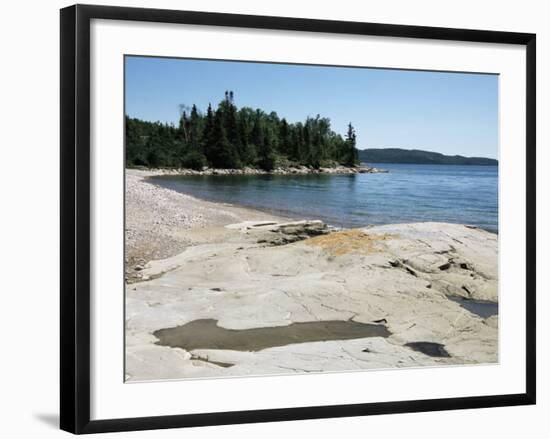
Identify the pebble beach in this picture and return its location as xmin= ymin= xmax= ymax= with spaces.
xmin=125 ymin=169 xmax=287 ymax=282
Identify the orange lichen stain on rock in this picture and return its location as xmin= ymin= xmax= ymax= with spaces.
xmin=304 ymin=229 xmax=394 ymax=256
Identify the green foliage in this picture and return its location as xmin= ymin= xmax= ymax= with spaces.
xmin=125 ymin=91 xmax=360 ymax=170
xmin=208 ymin=109 xmax=241 ymax=169
xmin=342 ymin=123 xmax=359 ymax=167
xmin=257 ymin=124 xmax=276 ymax=171
xmin=180 ymin=150 xmax=207 ymax=170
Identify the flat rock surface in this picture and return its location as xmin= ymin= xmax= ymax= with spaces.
xmin=126 ymin=220 xmax=498 ymax=382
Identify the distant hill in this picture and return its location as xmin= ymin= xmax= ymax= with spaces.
xmin=358 ymin=148 xmax=498 ymax=166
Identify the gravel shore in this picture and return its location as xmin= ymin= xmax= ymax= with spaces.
xmin=125 ymin=169 xmax=287 ymax=282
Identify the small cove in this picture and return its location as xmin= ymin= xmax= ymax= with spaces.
xmin=150 ymin=163 xmax=498 ymax=233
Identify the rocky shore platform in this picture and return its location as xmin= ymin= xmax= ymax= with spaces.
xmin=125 ymin=169 xmax=498 ymax=381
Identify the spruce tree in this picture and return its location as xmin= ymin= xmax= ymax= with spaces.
xmin=203 ymin=103 xmax=216 ymax=165
xmin=279 ymin=118 xmax=291 ymax=157
xmin=257 ymin=125 xmax=276 ymax=171
xmin=251 ymin=111 xmax=265 ymax=152
xmin=224 ymin=91 xmax=243 ymax=163
xmin=189 ymin=105 xmax=201 ymax=149
xmin=343 ymin=123 xmax=359 ymax=167
xmin=209 ymin=109 xmax=240 ymax=169
xmin=302 ymin=121 xmax=313 ymax=166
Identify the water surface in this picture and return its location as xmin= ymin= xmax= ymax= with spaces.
xmin=150 ymin=163 xmax=498 ymax=232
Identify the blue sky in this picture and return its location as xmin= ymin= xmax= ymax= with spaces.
xmin=125 ymin=56 xmax=498 ymax=159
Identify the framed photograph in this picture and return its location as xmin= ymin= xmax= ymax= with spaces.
xmin=60 ymin=4 xmax=536 ymax=434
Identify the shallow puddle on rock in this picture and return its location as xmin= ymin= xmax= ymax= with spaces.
xmin=448 ymin=296 xmax=498 ymax=319
xmin=154 ymin=319 xmax=390 ymax=352
xmin=405 ymin=341 xmax=450 ymax=357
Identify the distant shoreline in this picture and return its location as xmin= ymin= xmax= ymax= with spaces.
xmin=364 ymin=161 xmax=498 ymax=166
xmin=358 ymin=148 xmax=498 ymax=166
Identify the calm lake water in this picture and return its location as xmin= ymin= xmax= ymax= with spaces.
xmin=150 ymin=163 xmax=498 ymax=233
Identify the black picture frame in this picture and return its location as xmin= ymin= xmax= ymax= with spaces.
xmin=60 ymin=4 xmax=536 ymax=434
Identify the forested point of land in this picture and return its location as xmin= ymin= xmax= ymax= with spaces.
xmin=126 ymin=91 xmax=359 ymax=170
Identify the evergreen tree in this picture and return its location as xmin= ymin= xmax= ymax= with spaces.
xmin=208 ymin=109 xmax=241 ymax=169
xmin=188 ymin=105 xmax=202 ymax=149
xmin=223 ymin=91 xmax=243 ymax=162
xmin=203 ymin=103 xmax=216 ymax=164
xmin=251 ymin=111 xmax=265 ymax=152
xmin=343 ymin=123 xmax=359 ymax=166
xmin=257 ymin=124 xmax=276 ymax=171
xmin=178 ymin=111 xmax=187 ymax=143
xmin=237 ymin=107 xmax=256 ymax=165
xmin=279 ymin=118 xmax=291 ymax=157
xmin=302 ymin=121 xmax=313 ymax=166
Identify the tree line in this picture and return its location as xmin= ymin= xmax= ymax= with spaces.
xmin=126 ymin=91 xmax=359 ymax=171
